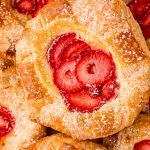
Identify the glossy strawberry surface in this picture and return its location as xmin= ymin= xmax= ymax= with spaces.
xmin=128 ymin=0 xmax=150 ymax=39
xmin=0 ymin=106 xmax=15 ymax=137
xmin=12 ymin=0 xmax=51 ymax=17
xmin=134 ymin=140 xmax=150 ymax=150
xmin=47 ymin=33 xmax=119 ymax=113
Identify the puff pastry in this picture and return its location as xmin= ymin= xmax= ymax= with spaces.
xmin=16 ymin=0 xmax=150 ymax=140
xmin=103 ymin=114 xmax=150 ymax=150
xmin=1 ymin=0 xmax=53 ymax=25
xmin=26 ymin=133 xmax=107 ymax=150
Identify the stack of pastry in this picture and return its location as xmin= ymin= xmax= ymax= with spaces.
xmin=0 ymin=0 xmax=150 ymax=149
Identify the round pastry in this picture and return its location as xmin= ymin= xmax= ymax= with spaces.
xmin=0 ymin=86 xmax=46 ymax=150
xmin=125 ymin=0 xmax=150 ymax=49
xmin=0 ymin=4 xmax=24 ymax=89
xmin=1 ymin=0 xmax=53 ymax=25
xmin=16 ymin=0 xmax=150 ymax=140
xmin=103 ymin=114 xmax=150 ymax=150
xmin=26 ymin=133 xmax=107 ymax=150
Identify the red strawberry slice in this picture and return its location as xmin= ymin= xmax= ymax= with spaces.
xmin=128 ymin=0 xmax=150 ymax=19
xmin=42 ymin=0 xmax=53 ymax=5
xmin=31 ymin=0 xmax=43 ymax=17
xmin=102 ymin=78 xmax=118 ymax=101
xmin=65 ymin=89 xmax=103 ymax=112
xmin=31 ymin=0 xmax=52 ymax=17
xmin=87 ymin=85 xmax=102 ymax=98
xmin=139 ymin=9 xmax=150 ymax=28
xmin=128 ymin=0 xmax=150 ymax=39
xmin=76 ymin=50 xmax=115 ymax=86
xmin=134 ymin=140 xmax=150 ymax=150
xmin=0 ymin=106 xmax=15 ymax=137
xmin=54 ymin=60 xmax=83 ymax=92
xmin=143 ymin=26 xmax=150 ymax=39
xmin=128 ymin=0 xmax=138 ymax=18
xmin=87 ymin=78 xmax=118 ymax=99
xmin=13 ymin=0 xmax=36 ymax=14
xmin=62 ymin=40 xmax=91 ymax=60
xmin=47 ymin=33 xmax=76 ymax=69
xmin=135 ymin=0 xmax=149 ymax=19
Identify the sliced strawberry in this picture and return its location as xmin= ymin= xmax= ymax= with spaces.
xmin=143 ymin=26 xmax=150 ymax=39
xmin=65 ymin=89 xmax=103 ymax=112
xmin=139 ymin=10 xmax=150 ymax=29
xmin=62 ymin=40 xmax=91 ymax=60
xmin=13 ymin=0 xmax=36 ymax=14
xmin=128 ymin=0 xmax=150 ymax=39
xmin=87 ymin=85 xmax=102 ymax=98
xmin=101 ymin=78 xmax=118 ymax=101
xmin=31 ymin=0 xmax=52 ymax=17
xmin=134 ymin=140 xmax=150 ymax=150
xmin=76 ymin=50 xmax=115 ymax=85
xmin=31 ymin=0 xmax=43 ymax=17
xmin=54 ymin=60 xmax=83 ymax=92
xmin=87 ymin=78 xmax=118 ymax=99
xmin=128 ymin=0 xmax=138 ymax=18
xmin=0 ymin=106 xmax=15 ymax=137
xmin=42 ymin=0 xmax=52 ymax=5
xmin=128 ymin=0 xmax=150 ymax=19
xmin=47 ymin=33 xmax=76 ymax=69
xmin=135 ymin=0 xmax=149 ymax=19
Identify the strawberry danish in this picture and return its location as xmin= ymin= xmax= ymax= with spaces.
xmin=26 ymin=133 xmax=107 ymax=150
xmin=16 ymin=0 xmax=150 ymax=140
xmin=1 ymin=0 xmax=53 ymax=25
xmin=103 ymin=114 xmax=150 ymax=150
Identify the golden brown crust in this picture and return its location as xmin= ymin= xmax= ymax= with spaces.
xmin=26 ymin=133 xmax=107 ymax=150
xmin=103 ymin=114 xmax=150 ymax=150
xmin=16 ymin=0 xmax=150 ymax=140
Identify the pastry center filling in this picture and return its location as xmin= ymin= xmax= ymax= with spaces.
xmin=134 ymin=140 xmax=150 ymax=150
xmin=0 ymin=106 xmax=15 ymax=137
xmin=128 ymin=0 xmax=150 ymax=39
xmin=47 ymin=33 xmax=119 ymax=113
xmin=12 ymin=0 xmax=50 ymax=17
